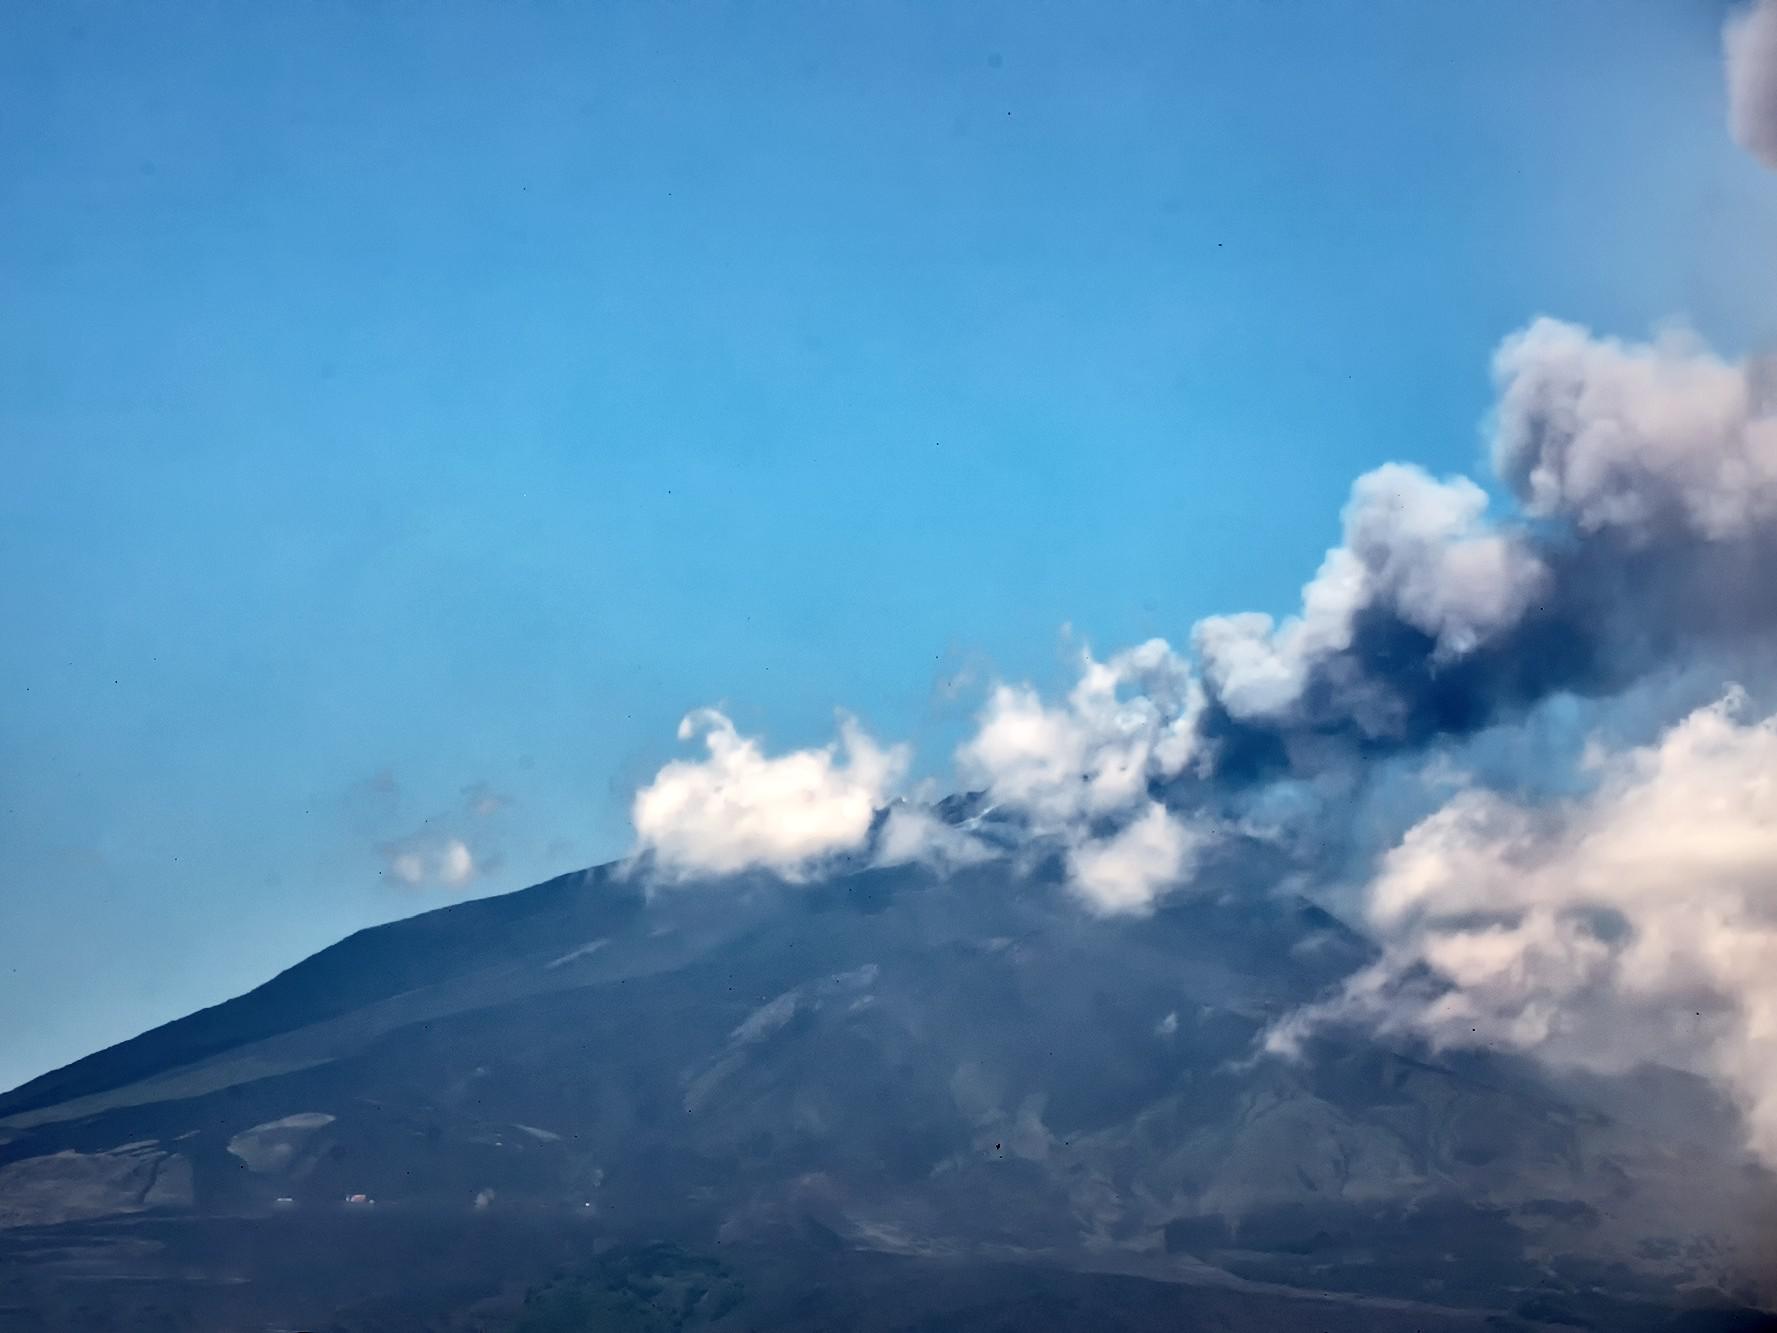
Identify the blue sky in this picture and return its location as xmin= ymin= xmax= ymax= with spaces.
xmin=3 ymin=0 xmax=1775 ymax=1092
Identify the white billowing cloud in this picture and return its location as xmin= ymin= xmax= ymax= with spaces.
xmin=628 ymin=643 xmax=1203 ymax=906
xmin=1727 ymin=0 xmax=1777 ymax=170
xmin=439 ymin=838 xmax=475 ymax=884
xmin=1065 ymin=800 xmax=1203 ymax=915
xmin=957 ymin=639 xmax=1204 ymax=828
xmin=1341 ymin=465 xmax=1546 ymax=656
xmin=1493 ymin=318 xmax=1777 ymax=544
xmin=381 ymin=835 xmax=478 ymax=889
xmin=1194 ymin=464 xmax=1546 ymax=720
xmin=632 ymin=709 xmax=909 ymax=881
xmin=1270 ymin=693 xmax=1777 ymax=1166
xmin=954 ymin=640 xmax=1211 ymax=912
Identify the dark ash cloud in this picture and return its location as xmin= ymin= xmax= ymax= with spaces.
xmin=1187 ymin=320 xmax=1777 ymax=786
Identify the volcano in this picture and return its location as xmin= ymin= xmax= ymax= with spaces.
xmin=2 ymin=838 xmax=1772 ymax=1331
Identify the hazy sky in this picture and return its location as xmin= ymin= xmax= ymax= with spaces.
xmin=4 ymin=0 xmax=1775 ymax=1093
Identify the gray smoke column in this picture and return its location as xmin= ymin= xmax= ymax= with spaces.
xmin=1190 ymin=318 xmax=1777 ymax=784
xmin=626 ymin=18 xmax=1777 ymax=1174
xmin=1727 ymin=0 xmax=1777 ymax=169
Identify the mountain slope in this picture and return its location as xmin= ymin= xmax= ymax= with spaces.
xmin=2 ymin=849 xmax=1772 ymax=1331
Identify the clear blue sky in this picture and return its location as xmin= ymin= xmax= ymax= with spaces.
xmin=3 ymin=0 xmax=1773 ymax=1092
